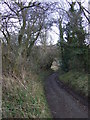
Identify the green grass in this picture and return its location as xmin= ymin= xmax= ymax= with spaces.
xmin=2 ymin=70 xmax=52 ymax=118
xmin=59 ymin=70 xmax=88 ymax=97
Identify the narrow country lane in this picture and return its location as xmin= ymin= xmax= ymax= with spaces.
xmin=44 ymin=72 xmax=88 ymax=118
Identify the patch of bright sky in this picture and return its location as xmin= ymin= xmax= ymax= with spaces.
xmin=38 ymin=0 xmax=89 ymax=45
xmin=46 ymin=0 xmax=89 ymax=44
xmin=0 ymin=0 xmax=89 ymax=44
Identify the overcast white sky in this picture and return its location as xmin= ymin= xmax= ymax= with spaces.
xmin=0 ymin=0 xmax=89 ymax=44
xmin=43 ymin=0 xmax=89 ymax=44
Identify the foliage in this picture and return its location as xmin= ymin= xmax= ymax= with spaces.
xmin=1 ymin=0 xmax=55 ymax=76
xmin=2 ymin=71 xmax=52 ymax=118
xmin=1 ymin=0 xmax=89 ymax=117
xmin=1 ymin=1 xmax=57 ymax=118
xmin=58 ymin=2 xmax=89 ymax=73
xmin=28 ymin=45 xmax=58 ymax=72
xmin=59 ymin=70 xmax=88 ymax=97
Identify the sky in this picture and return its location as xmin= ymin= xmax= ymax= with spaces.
xmin=0 ymin=0 xmax=89 ymax=44
xmin=43 ymin=0 xmax=89 ymax=44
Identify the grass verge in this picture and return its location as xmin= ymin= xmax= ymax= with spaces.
xmin=2 ymin=70 xmax=52 ymax=118
xmin=59 ymin=70 xmax=88 ymax=97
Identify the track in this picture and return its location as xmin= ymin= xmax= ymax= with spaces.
xmin=44 ymin=72 xmax=88 ymax=118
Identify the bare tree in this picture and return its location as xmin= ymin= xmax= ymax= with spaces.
xmin=1 ymin=0 xmax=58 ymax=75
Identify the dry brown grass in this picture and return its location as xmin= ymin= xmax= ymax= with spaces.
xmin=2 ymin=71 xmax=52 ymax=118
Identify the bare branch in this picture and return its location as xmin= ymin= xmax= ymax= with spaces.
xmin=77 ymin=2 xmax=90 ymax=23
xmin=4 ymin=2 xmax=18 ymax=16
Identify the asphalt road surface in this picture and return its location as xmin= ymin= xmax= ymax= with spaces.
xmin=44 ymin=72 xmax=88 ymax=118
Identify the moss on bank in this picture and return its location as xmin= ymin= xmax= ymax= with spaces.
xmin=59 ymin=70 xmax=88 ymax=97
